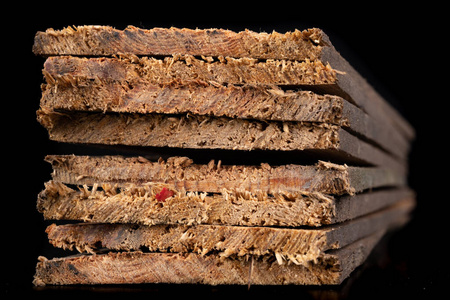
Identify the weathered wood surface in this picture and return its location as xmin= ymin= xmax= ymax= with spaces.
xmin=40 ymin=78 xmax=409 ymax=159
xmin=45 ymin=197 xmax=414 ymax=265
xmin=44 ymin=155 xmax=406 ymax=196
xmin=36 ymin=110 xmax=340 ymax=151
xmin=32 ymin=26 xmax=416 ymax=288
xmin=33 ymin=230 xmax=387 ymax=286
xmin=37 ymin=178 xmax=413 ymax=227
xmin=36 ymin=180 xmax=337 ymax=227
xmin=33 ymin=26 xmax=327 ymax=60
xmin=37 ymin=110 xmax=406 ymax=172
xmin=40 ymin=79 xmax=346 ymax=124
xmin=37 ymin=31 xmax=415 ymax=141
xmin=42 ymin=55 xmax=338 ymax=87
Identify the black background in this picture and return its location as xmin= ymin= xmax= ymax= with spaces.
xmin=3 ymin=2 xmax=449 ymax=298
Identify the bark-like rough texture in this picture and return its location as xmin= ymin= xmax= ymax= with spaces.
xmin=33 ymin=26 xmax=329 ymax=60
xmin=33 ymin=230 xmax=385 ymax=286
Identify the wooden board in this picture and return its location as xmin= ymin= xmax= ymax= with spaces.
xmin=32 ymin=26 xmax=415 ymax=288
xmin=32 ymin=26 xmax=329 ymax=60
xmin=33 ymin=230 xmax=389 ymax=286
xmin=37 ymin=110 xmax=406 ymax=172
xmin=40 ymin=77 xmax=409 ymax=159
xmin=35 ymin=28 xmax=415 ymax=141
xmin=42 ymin=55 xmax=335 ymax=86
xmin=38 ymin=179 xmax=413 ymax=227
xmin=44 ymin=155 xmax=406 ymax=196
xmin=44 ymin=197 xmax=414 ymax=265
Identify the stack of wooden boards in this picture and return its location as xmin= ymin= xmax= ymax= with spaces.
xmin=32 ymin=25 xmax=415 ymax=286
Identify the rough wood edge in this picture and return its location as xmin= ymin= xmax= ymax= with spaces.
xmin=40 ymin=77 xmax=410 ymax=159
xmin=44 ymin=197 xmax=414 ymax=265
xmin=33 ymin=229 xmax=388 ymax=286
xmin=36 ymin=110 xmax=407 ymax=172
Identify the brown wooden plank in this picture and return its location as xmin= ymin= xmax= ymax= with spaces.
xmin=38 ymin=34 xmax=415 ymax=139
xmin=41 ymin=77 xmax=346 ymax=125
xmin=32 ymin=26 xmax=327 ymax=60
xmin=37 ymin=109 xmax=406 ymax=172
xmin=36 ymin=180 xmax=339 ymax=227
xmin=37 ymin=177 xmax=412 ymax=227
xmin=44 ymin=197 xmax=414 ymax=266
xmin=44 ymin=155 xmax=406 ymax=196
xmin=40 ymin=77 xmax=410 ymax=159
xmin=40 ymin=55 xmax=336 ymax=91
xmin=35 ymin=109 xmax=340 ymax=150
xmin=33 ymin=230 xmax=388 ymax=286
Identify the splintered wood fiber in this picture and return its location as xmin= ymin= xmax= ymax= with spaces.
xmin=40 ymin=78 xmax=347 ymax=125
xmin=32 ymin=25 xmax=416 ymax=288
xmin=43 ymin=55 xmax=338 ymax=87
xmin=33 ymin=230 xmax=386 ymax=286
xmin=39 ymin=64 xmax=411 ymax=160
xmin=37 ymin=110 xmax=342 ymax=152
xmin=43 ymin=155 xmax=358 ymax=195
xmin=43 ymin=197 xmax=414 ymax=265
xmin=34 ymin=25 xmax=415 ymax=141
xmin=37 ymin=180 xmax=337 ymax=227
xmin=33 ymin=26 xmax=328 ymax=60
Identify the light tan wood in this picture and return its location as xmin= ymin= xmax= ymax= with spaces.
xmin=33 ymin=230 xmax=389 ymax=286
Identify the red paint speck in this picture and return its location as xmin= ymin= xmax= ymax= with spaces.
xmin=155 ymin=187 xmax=174 ymax=202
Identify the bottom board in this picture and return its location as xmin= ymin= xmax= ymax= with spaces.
xmin=34 ymin=229 xmax=389 ymax=286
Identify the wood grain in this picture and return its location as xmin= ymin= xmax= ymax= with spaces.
xmin=33 ymin=230 xmax=388 ymax=286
